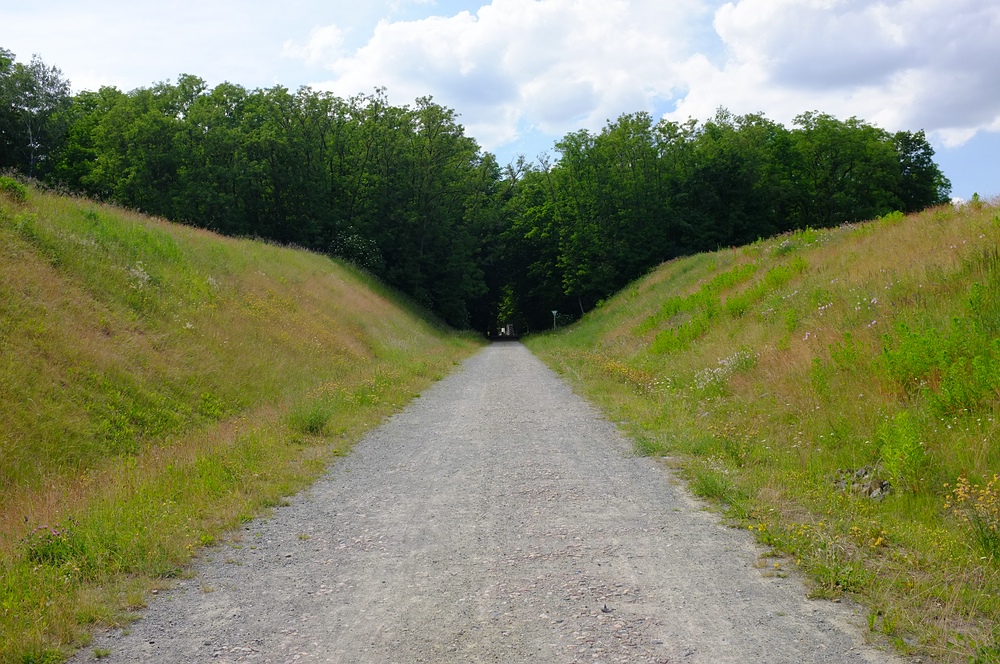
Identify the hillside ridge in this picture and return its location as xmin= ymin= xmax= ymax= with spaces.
xmin=528 ymin=200 xmax=1000 ymax=662
xmin=0 ymin=184 xmax=479 ymax=662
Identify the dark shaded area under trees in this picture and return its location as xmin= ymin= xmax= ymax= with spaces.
xmin=2 ymin=48 xmax=951 ymax=332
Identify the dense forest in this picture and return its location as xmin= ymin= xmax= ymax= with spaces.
xmin=1 ymin=47 xmax=951 ymax=331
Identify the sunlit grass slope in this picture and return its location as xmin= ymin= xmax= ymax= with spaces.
xmin=0 ymin=185 xmax=480 ymax=663
xmin=528 ymin=202 xmax=1000 ymax=662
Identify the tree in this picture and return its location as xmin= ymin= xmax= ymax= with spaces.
xmin=789 ymin=112 xmax=902 ymax=227
xmin=48 ymin=86 xmax=125 ymax=191
xmin=170 ymin=81 xmax=249 ymax=233
xmin=893 ymin=130 xmax=951 ymax=211
xmin=83 ymin=84 xmax=185 ymax=215
xmin=0 ymin=50 xmax=71 ymax=176
xmin=687 ymin=110 xmax=795 ymax=247
xmin=499 ymin=163 xmax=573 ymax=330
xmin=23 ymin=43 xmax=955 ymax=331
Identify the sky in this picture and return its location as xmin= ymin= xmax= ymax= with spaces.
xmin=2 ymin=0 xmax=998 ymax=201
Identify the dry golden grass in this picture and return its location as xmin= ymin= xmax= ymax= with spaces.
xmin=529 ymin=200 xmax=1000 ymax=662
xmin=0 ymin=186 xmax=480 ymax=663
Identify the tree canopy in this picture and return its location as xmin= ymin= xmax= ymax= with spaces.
xmin=1 ymin=48 xmax=952 ymax=332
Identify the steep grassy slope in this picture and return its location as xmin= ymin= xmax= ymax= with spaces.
xmin=528 ymin=202 xmax=1000 ymax=662
xmin=0 ymin=185 xmax=480 ymax=663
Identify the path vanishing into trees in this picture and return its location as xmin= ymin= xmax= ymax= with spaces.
xmin=76 ymin=343 xmax=905 ymax=663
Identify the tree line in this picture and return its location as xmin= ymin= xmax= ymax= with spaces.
xmin=1 ymin=48 xmax=951 ymax=332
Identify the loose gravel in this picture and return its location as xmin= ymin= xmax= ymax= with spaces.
xmin=75 ymin=342 xmax=906 ymax=663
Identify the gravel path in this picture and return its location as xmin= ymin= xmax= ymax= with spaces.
xmin=75 ymin=342 xmax=905 ymax=663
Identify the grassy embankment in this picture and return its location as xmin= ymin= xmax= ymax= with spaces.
xmin=0 ymin=179 xmax=481 ymax=663
xmin=527 ymin=201 xmax=1000 ymax=662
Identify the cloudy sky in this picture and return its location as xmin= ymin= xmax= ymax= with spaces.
xmin=2 ymin=0 xmax=998 ymax=199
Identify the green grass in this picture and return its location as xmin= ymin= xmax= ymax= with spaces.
xmin=528 ymin=200 xmax=1000 ymax=662
xmin=0 ymin=186 xmax=481 ymax=663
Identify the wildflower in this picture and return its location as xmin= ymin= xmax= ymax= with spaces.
xmin=945 ymin=475 xmax=1000 ymax=542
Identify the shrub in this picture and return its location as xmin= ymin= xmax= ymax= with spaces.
xmin=876 ymin=411 xmax=926 ymax=492
xmin=882 ymin=288 xmax=1000 ymax=414
xmin=881 ymin=324 xmax=943 ymax=396
xmin=0 ymin=176 xmax=28 ymax=202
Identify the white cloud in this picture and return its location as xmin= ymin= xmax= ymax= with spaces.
xmin=303 ymin=0 xmax=709 ymax=150
xmin=289 ymin=0 xmax=1000 ymax=155
xmin=2 ymin=0 xmax=992 ymax=195
xmin=0 ymin=0 xmax=399 ymax=93
xmin=283 ymin=25 xmax=347 ymax=66
xmin=11 ymin=0 xmax=995 ymax=164
xmin=670 ymin=0 xmax=1000 ymax=147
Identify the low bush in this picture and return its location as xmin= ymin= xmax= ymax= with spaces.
xmin=0 ymin=176 xmax=27 ymax=202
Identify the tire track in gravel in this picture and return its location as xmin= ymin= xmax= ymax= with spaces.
xmin=75 ymin=342 xmax=906 ymax=663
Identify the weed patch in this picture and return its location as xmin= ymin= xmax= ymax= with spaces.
xmin=881 ymin=254 xmax=1000 ymax=414
xmin=876 ymin=411 xmax=926 ymax=493
xmin=287 ymin=399 xmax=336 ymax=436
xmin=690 ymin=466 xmax=740 ymax=503
xmin=945 ymin=474 xmax=1000 ymax=559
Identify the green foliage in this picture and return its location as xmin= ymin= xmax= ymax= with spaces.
xmin=724 ymin=263 xmax=800 ymax=317
xmin=945 ymin=474 xmax=1000 ymax=560
xmin=500 ymin=107 xmax=940 ymax=329
xmin=893 ymin=130 xmax=952 ymax=211
xmin=17 ymin=649 xmax=63 ymax=664
xmin=0 ymin=175 xmax=27 ymax=202
xmin=651 ymin=312 xmax=713 ymax=354
xmin=3 ymin=46 xmax=949 ymax=333
xmin=882 ymin=255 xmax=1000 ymax=414
xmin=690 ymin=466 xmax=741 ymax=503
xmin=935 ymin=343 xmax=1000 ymax=415
xmin=791 ymin=112 xmax=912 ymax=228
xmin=829 ymin=332 xmax=862 ymax=371
xmin=694 ymin=347 xmax=758 ymax=395
xmin=772 ymin=228 xmax=821 ymax=257
xmin=197 ymin=392 xmax=226 ymax=420
xmin=882 ymin=323 xmax=944 ymax=396
xmin=877 ymin=210 xmax=905 ymax=224
xmin=876 ymin=411 xmax=926 ymax=492
xmin=725 ymin=346 xmax=759 ymax=374
xmin=808 ymin=545 xmax=875 ymax=597
xmin=22 ymin=522 xmax=84 ymax=567
xmin=709 ymin=262 xmax=759 ymax=291
xmin=46 ymin=81 xmax=494 ymax=328
xmin=0 ymin=48 xmax=72 ymax=177
xmin=638 ymin=262 xmax=757 ymax=335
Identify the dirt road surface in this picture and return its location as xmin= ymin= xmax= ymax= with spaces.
xmin=75 ymin=343 xmax=906 ymax=663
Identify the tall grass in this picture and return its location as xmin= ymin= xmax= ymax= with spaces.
xmin=528 ymin=201 xmax=1000 ymax=662
xmin=0 ymin=186 xmax=480 ymax=663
